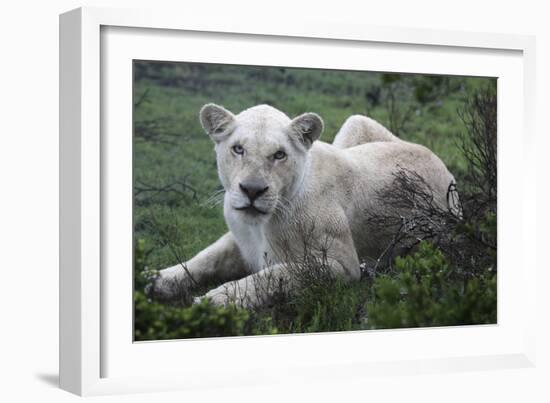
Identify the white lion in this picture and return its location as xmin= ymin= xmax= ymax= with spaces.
xmin=148 ymin=104 xmax=458 ymax=307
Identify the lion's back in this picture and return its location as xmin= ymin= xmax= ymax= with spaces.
xmin=308 ymin=140 xmax=453 ymax=202
xmin=343 ymin=141 xmax=454 ymax=199
xmin=305 ymin=140 xmax=456 ymax=258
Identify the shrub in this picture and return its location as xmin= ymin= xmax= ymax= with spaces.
xmin=367 ymin=242 xmax=496 ymax=329
xmin=134 ymin=293 xmax=249 ymax=340
xmin=364 ymin=84 xmax=497 ymax=280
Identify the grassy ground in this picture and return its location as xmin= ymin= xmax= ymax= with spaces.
xmin=133 ymin=61 xmax=496 ymax=340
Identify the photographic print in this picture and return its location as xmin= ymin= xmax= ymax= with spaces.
xmin=134 ymin=61 xmax=497 ymax=341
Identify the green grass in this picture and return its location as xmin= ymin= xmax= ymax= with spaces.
xmin=133 ymin=61 xmax=496 ymax=340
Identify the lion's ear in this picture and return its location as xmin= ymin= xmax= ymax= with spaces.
xmin=289 ymin=112 xmax=324 ymax=149
xmin=199 ymin=103 xmax=235 ymax=142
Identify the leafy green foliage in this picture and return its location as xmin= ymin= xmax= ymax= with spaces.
xmin=135 ymin=293 xmax=249 ymax=340
xmin=367 ymin=242 xmax=496 ymax=329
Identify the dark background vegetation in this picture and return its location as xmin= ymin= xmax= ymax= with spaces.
xmin=133 ymin=61 xmax=497 ymax=341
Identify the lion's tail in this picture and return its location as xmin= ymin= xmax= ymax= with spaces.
xmin=447 ymin=179 xmax=463 ymax=220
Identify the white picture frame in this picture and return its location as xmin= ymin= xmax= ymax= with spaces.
xmin=59 ymin=6 xmax=537 ymax=396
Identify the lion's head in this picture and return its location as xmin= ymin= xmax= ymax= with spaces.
xmin=199 ymin=104 xmax=323 ymax=221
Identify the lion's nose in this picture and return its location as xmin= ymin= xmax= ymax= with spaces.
xmin=239 ymin=179 xmax=269 ymax=201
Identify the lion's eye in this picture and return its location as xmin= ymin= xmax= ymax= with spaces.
xmin=232 ymin=145 xmax=244 ymax=155
xmin=273 ymin=150 xmax=286 ymax=160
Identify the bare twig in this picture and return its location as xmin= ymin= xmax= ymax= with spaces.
xmin=134 ymin=88 xmax=150 ymax=109
xmin=146 ymin=208 xmax=199 ymax=289
xmin=457 ymin=85 xmax=497 ymax=201
xmin=134 ymin=118 xmax=183 ymax=146
xmin=135 ymin=176 xmax=199 ymax=205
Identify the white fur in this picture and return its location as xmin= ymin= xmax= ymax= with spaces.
xmin=151 ymin=105 xmax=458 ymax=307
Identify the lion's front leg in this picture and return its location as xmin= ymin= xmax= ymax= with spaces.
xmin=196 ymin=263 xmax=290 ymax=308
xmin=200 ymin=251 xmax=361 ymax=309
xmin=147 ymin=232 xmax=249 ymax=302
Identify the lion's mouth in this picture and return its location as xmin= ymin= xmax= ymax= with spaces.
xmin=234 ymin=205 xmax=268 ymax=215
